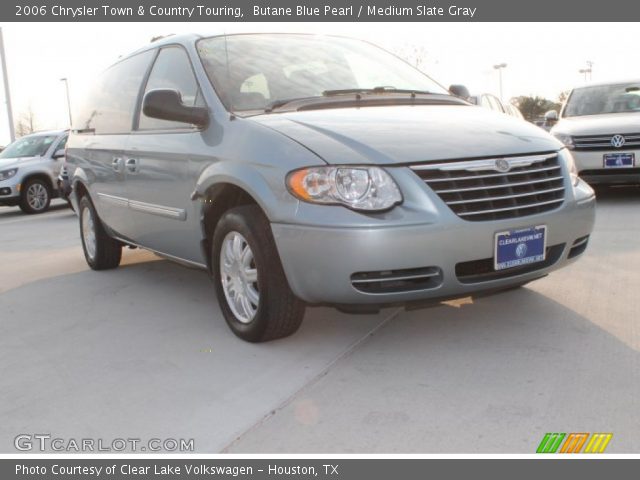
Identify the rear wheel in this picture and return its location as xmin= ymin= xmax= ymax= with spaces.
xmin=19 ymin=178 xmax=51 ymax=214
xmin=212 ymin=205 xmax=305 ymax=342
xmin=79 ymin=195 xmax=122 ymax=270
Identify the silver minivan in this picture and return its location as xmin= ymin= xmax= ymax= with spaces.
xmin=67 ymin=33 xmax=596 ymax=342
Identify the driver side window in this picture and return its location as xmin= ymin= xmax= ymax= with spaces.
xmin=138 ymin=47 xmax=204 ymax=130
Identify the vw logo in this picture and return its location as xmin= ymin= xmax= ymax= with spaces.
xmin=515 ymin=243 xmax=528 ymax=258
xmin=495 ymin=158 xmax=511 ymax=173
xmin=611 ymin=134 xmax=626 ymax=148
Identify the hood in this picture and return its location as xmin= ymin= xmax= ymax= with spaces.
xmin=251 ymin=105 xmax=561 ymax=165
xmin=0 ymin=157 xmax=25 ymax=170
xmin=553 ymin=112 xmax=640 ymax=136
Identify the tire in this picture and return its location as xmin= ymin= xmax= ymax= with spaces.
xmin=78 ymin=195 xmax=122 ymax=270
xmin=19 ymin=178 xmax=51 ymax=214
xmin=212 ymin=205 xmax=305 ymax=342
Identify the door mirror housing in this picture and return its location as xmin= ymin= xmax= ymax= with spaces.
xmin=142 ymin=89 xmax=209 ymax=128
xmin=544 ymin=110 xmax=559 ymax=122
xmin=449 ymin=84 xmax=470 ymax=99
xmin=52 ymin=149 xmax=65 ymax=159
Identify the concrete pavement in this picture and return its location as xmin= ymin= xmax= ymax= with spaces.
xmin=1 ymin=188 xmax=638 ymax=453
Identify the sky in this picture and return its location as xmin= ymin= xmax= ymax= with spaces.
xmin=0 ymin=22 xmax=637 ymax=145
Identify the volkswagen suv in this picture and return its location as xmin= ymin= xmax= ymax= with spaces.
xmin=0 ymin=130 xmax=68 ymax=213
xmin=551 ymin=79 xmax=640 ymax=184
xmin=66 ymin=33 xmax=595 ymax=342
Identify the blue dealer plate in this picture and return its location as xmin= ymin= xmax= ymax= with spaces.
xmin=603 ymin=153 xmax=634 ymax=168
xmin=494 ymin=226 xmax=547 ymax=271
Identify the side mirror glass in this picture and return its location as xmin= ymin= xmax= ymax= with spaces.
xmin=142 ymin=89 xmax=209 ymax=128
xmin=53 ymin=149 xmax=65 ymax=159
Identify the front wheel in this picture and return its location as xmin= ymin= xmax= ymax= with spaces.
xmin=79 ymin=195 xmax=122 ymax=270
xmin=19 ymin=178 xmax=51 ymax=214
xmin=212 ymin=205 xmax=305 ymax=342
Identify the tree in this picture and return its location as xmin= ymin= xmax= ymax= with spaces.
xmin=512 ymin=96 xmax=561 ymax=121
xmin=558 ymin=90 xmax=569 ymax=104
xmin=15 ymin=105 xmax=38 ymax=137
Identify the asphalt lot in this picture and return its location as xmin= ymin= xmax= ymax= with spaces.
xmin=1 ymin=188 xmax=639 ymax=453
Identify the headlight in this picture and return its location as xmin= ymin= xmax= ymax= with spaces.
xmin=286 ymin=166 xmax=402 ymax=211
xmin=0 ymin=168 xmax=17 ymax=181
xmin=559 ymin=149 xmax=579 ymax=186
xmin=553 ymin=133 xmax=574 ymax=149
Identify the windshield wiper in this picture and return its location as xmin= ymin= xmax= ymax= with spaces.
xmin=264 ymin=96 xmax=321 ymax=113
xmin=322 ymin=86 xmax=432 ymax=96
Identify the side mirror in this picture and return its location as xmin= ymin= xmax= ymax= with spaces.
xmin=53 ymin=149 xmax=65 ymax=159
xmin=142 ymin=89 xmax=209 ymax=128
xmin=449 ymin=84 xmax=470 ymax=99
xmin=544 ymin=110 xmax=559 ymax=123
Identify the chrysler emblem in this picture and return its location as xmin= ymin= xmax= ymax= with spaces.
xmin=495 ymin=158 xmax=511 ymax=172
xmin=611 ymin=134 xmax=626 ymax=148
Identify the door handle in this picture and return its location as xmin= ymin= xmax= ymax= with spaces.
xmin=125 ymin=158 xmax=139 ymax=173
xmin=112 ymin=157 xmax=123 ymax=172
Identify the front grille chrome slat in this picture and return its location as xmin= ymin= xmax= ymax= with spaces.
xmin=573 ymin=132 xmax=640 ymax=150
xmin=447 ymin=186 xmax=565 ymax=205
xmin=458 ymin=198 xmax=564 ymax=217
xmin=433 ymin=175 xmax=564 ymax=194
xmin=410 ymin=153 xmax=566 ymax=222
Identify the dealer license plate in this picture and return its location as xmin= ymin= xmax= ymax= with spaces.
xmin=494 ymin=226 xmax=547 ymax=271
xmin=603 ymin=153 xmax=634 ymax=168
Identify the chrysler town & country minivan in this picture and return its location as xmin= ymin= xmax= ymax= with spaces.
xmin=67 ymin=34 xmax=596 ymax=342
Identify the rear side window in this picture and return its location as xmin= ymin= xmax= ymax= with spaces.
xmin=75 ymin=50 xmax=154 ymax=135
xmin=138 ymin=47 xmax=203 ymax=130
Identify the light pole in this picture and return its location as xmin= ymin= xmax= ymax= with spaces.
xmin=493 ymin=63 xmax=507 ymax=101
xmin=0 ymin=27 xmax=15 ymax=143
xmin=60 ymin=78 xmax=72 ymax=127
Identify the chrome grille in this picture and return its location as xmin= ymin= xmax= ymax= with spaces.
xmin=411 ymin=153 xmax=566 ymax=221
xmin=573 ymin=133 xmax=640 ymax=150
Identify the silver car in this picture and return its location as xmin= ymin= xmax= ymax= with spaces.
xmin=551 ymin=79 xmax=640 ymax=184
xmin=67 ymin=33 xmax=596 ymax=342
xmin=0 ymin=130 xmax=68 ymax=213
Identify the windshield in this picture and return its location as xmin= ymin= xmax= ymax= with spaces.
xmin=0 ymin=135 xmax=57 ymax=159
xmin=196 ymin=34 xmax=448 ymax=112
xmin=563 ymin=82 xmax=640 ymax=117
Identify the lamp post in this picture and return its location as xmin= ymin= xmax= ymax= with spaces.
xmin=60 ymin=77 xmax=72 ymax=127
xmin=493 ymin=63 xmax=507 ymax=101
xmin=0 ymin=27 xmax=15 ymax=143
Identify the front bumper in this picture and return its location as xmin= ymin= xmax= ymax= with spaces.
xmin=574 ymin=148 xmax=640 ymax=184
xmin=0 ymin=177 xmax=21 ymax=203
xmin=272 ymin=181 xmax=595 ymax=305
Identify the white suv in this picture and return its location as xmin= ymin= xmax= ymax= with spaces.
xmin=0 ymin=130 xmax=68 ymax=213
xmin=551 ymin=80 xmax=640 ymax=184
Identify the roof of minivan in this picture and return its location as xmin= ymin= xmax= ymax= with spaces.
xmin=125 ymin=33 xmax=204 ymax=58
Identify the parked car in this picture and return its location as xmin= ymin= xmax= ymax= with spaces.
xmin=0 ymin=130 xmax=68 ymax=213
xmin=67 ymin=33 xmax=595 ymax=342
xmin=504 ymin=103 xmax=525 ymax=120
xmin=551 ymin=79 xmax=640 ymax=184
xmin=469 ymin=93 xmax=506 ymax=113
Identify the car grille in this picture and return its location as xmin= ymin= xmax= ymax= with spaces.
xmin=573 ymin=133 xmax=640 ymax=150
xmin=410 ymin=153 xmax=566 ymax=221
